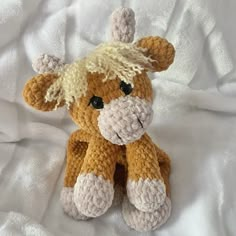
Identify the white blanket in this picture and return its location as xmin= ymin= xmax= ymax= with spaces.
xmin=0 ymin=0 xmax=235 ymax=235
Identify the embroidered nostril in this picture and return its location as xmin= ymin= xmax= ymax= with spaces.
xmin=120 ymin=81 xmax=133 ymax=95
xmin=137 ymin=118 xmax=143 ymax=128
xmin=116 ymin=132 xmax=122 ymax=141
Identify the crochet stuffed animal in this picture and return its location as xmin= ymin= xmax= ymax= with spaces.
xmin=23 ymin=8 xmax=175 ymax=232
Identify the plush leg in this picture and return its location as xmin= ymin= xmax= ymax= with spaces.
xmin=60 ymin=187 xmax=88 ymax=220
xmin=122 ymin=196 xmax=171 ymax=232
xmin=60 ymin=130 xmax=90 ymax=220
xmin=126 ymin=134 xmax=166 ymax=212
xmin=122 ymin=144 xmax=172 ymax=232
xmin=74 ymin=136 xmax=122 ymax=217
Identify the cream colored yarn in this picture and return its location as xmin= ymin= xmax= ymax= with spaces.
xmin=23 ymin=6 xmax=175 ymax=233
xmin=45 ymin=59 xmax=87 ymax=108
xmin=45 ymin=41 xmax=154 ymax=108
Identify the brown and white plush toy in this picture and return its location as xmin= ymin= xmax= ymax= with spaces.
xmin=23 ymin=7 xmax=175 ymax=232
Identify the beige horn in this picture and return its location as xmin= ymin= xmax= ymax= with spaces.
xmin=111 ymin=7 xmax=136 ymax=43
xmin=32 ymin=53 xmax=65 ymax=74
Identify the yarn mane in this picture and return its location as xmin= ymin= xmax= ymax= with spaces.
xmin=45 ymin=41 xmax=154 ymax=108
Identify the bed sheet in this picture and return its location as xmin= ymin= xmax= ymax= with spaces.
xmin=0 ymin=0 xmax=235 ymax=235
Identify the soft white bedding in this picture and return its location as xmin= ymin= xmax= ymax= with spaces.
xmin=0 ymin=0 xmax=235 ymax=235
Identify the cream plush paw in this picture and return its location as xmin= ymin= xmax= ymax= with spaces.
xmin=60 ymin=187 xmax=88 ymax=220
xmin=122 ymin=196 xmax=171 ymax=232
xmin=74 ymin=173 xmax=114 ymax=217
xmin=126 ymin=178 xmax=166 ymax=212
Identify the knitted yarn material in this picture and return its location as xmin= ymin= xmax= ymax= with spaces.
xmin=23 ymin=73 xmax=64 ymax=111
xmin=60 ymin=187 xmax=89 ymax=220
xmin=126 ymin=179 xmax=166 ymax=212
xmin=136 ymin=36 xmax=175 ymax=72
xmin=32 ymin=54 xmax=65 ymax=74
xmin=22 ymin=15 xmax=175 ymax=230
xmin=122 ymin=196 xmax=171 ymax=232
xmin=111 ymin=7 xmax=135 ymax=43
xmin=98 ymin=96 xmax=153 ymax=145
xmin=74 ymin=173 xmax=114 ymax=217
xmin=45 ymin=42 xmax=154 ymax=108
xmin=45 ymin=59 xmax=88 ymax=109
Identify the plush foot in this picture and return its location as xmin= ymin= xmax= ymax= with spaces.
xmin=126 ymin=178 xmax=166 ymax=212
xmin=74 ymin=173 xmax=114 ymax=217
xmin=60 ymin=187 xmax=88 ymax=220
xmin=122 ymin=196 xmax=171 ymax=232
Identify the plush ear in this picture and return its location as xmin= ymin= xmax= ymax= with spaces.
xmin=136 ymin=36 xmax=175 ymax=72
xmin=23 ymin=73 xmax=64 ymax=111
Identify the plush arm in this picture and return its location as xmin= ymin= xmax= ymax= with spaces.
xmin=64 ymin=130 xmax=91 ymax=187
xmin=125 ymin=133 xmax=166 ymax=212
xmin=73 ymin=136 xmax=122 ymax=217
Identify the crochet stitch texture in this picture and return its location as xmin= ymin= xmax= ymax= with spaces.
xmin=22 ymin=7 xmax=175 ymax=232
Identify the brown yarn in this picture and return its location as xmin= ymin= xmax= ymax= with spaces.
xmin=126 ymin=133 xmax=163 ymax=181
xmin=136 ymin=36 xmax=175 ymax=72
xmin=23 ymin=73 xmax=64 ymax=111
xmin=68 ymin=71 xmax=153 ymax=136
xmin=155 ymin=146 xmax=171 ymax=197
xmin=23 ymin=68 xmax=171 ymax=193
xmin=22 ymin=35 xmax=174 ymax=225
xmin=64 ymin=130 xmax=91 ymax=187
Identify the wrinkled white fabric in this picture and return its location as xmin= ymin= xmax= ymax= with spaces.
xmin=0 ymin=0 xmax=235 ymax=235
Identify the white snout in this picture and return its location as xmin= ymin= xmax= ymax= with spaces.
xmin=98 ymin=96 xmax=153 ymax=145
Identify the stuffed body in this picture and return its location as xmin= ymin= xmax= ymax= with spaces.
xmin=23 ymin=8 xmax=175 ymax=232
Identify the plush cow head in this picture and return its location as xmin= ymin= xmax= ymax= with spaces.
xmin=23 ymin=37 xmax=174 ymax=145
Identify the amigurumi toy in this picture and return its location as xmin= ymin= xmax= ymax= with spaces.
xmin=23 ymin=8 xmax=175 ymax=232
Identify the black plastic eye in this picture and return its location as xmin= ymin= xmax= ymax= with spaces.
xmin=120 ymin=81 xmax=133 ymax=95
xmin=89 ymin=96 xmax=104 ymax=109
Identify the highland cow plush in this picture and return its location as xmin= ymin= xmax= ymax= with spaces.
xmin=23 ymin=8 xmax=175 ymax=232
